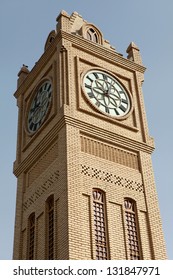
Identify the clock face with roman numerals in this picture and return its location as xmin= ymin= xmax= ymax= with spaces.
xmin=27 ymin=80 xmax=52 ymax=133
xmin=83 ymin=70 xmax=131 ymax=118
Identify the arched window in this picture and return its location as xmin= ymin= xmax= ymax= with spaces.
xmin=93 ymin=189 xmax=109 ymax=260
xmin=44 ymin=30 xmax=56 ymax=51
xmin=81 ymin=23 xmax=103 ymax=45
xmin=46 ymin=195 xmax=54 ymax=259
xmin=28 ymin=213 xmax=35 ymax=260
xmin=86 ymin=28 xmax=98 ymax=43
xmin=124 ymin=199 xmax=141 ymax=260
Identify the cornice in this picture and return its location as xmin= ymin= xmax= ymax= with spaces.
xmin=13 ymin=113 xmax=154 ymax=177
xmin=64 ymin=115 xmax=154 ymax=154
xmin=61 ymin=30 xmax=146 ymax=74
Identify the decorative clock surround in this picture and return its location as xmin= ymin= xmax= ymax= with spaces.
xmin=82 ymin=69 xmax=132 ymax=118
xmin=27 ymin=80 xmax=52 ymax=133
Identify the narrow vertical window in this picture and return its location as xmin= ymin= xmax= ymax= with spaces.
xmin=93 ymin=189 xmax=109 ymax=260
xmin=47 ymin=195 xmax=54 ymax=259
xmin=28 ymin=213 xmax=35 ymax=260
xmin=124 ymin=199 xmax=141 ymax=260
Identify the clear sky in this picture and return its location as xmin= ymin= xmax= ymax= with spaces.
xmin=0 ymin=0 xmax=173 ymax=259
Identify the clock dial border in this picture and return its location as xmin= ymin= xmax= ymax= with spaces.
xmin=82 ymin=69 xmax=133 ymax=119
xmin=26 ymin=79 xmax=52 ymax=134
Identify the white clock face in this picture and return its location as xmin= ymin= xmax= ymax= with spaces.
xmin=27 ymin=80 xmax=52 ymax=133
xmin=83 ymin=70 xmax=131 ymax=118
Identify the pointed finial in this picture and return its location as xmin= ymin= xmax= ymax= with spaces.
xmin=126 ymin=42 xmax=143 ymax=65
xmin=17 ymin=64 xmax=30 ymax=88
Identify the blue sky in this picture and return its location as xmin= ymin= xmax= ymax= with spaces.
xmin=0 ymin=0 xmax=173 ymax=259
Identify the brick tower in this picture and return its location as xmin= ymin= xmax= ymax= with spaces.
xmin=13 ymin=11 xmax=166 ymax=260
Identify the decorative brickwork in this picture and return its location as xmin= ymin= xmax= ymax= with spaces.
xmin=23 ymin=170 xmax=59 ymax=211
xmin=27 ymin=141 xmax=59 ymax=187
xmin=81 ymin=165 xmax=143 ymax=193
xmin=81 ymin=135 xmax=139 ymax=170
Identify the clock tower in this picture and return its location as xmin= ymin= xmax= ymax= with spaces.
xmin=13 ymin=11 xmax=166 ymax=260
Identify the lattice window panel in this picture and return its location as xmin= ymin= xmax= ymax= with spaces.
xmin=47 ymin=196 xmax=54 ymax=260
xmin=124 ymin=199 xmax=141 ymax=260
xmin=28 ymin=214 xmax=35 ymax=260
xmin=93 ymin=190 xmax=109 ymax=260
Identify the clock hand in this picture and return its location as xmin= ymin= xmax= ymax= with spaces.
xmin=109 ymin=95 xmax=121 ymax=107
